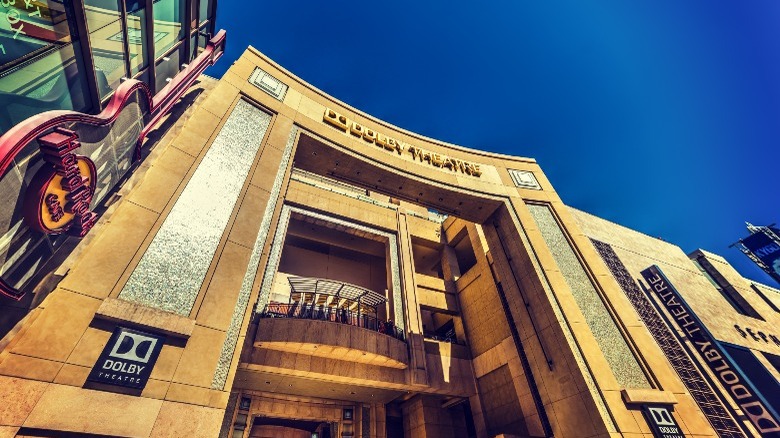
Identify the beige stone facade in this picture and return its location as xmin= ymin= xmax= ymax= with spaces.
xmin=572 ymin=209 xmax=780 ymax=438
xmin=3 ymin=46 xmax=776 ymax=437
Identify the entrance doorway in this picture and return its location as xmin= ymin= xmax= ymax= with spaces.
xmin=250 ymin=416 xmax=333 ymax=438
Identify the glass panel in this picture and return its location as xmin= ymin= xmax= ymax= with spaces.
xmin=0 ymin=143 xmax=53 ymax=290
xmin=188 ymin=0 xmax=197 ymax=30
xmin=0 ymin=43 xmax=89 ymax=132
xmin=198 ymin=0 xmax=211 ymax=25
xmin=2 ymin=238 xmax=53 ymax=289
xmin=73 ymin=89 xmax=144 ymax=205
xmin=0 ymin=0 xmax=72 ymax=71
xmin=84 ymin=0 xmax=129 ymax=99
xmin=0 ymin=139 xmax=45 ymax=288
xmin=189 ymin=31 xmax=196 ymax=61
xmin=0 ymin=166 xmax=29 ymax=274
xmin=119 ymin=100 xmax=272 ymax=315
xmin=188 ymin=24 xmax=207 ymax=60
xmin=125 ymin=1 xmax=148 ymax=74
xmin=154 ymin=43 xmax=181 ymax=93
xmin=133 ymin=66 xmax=149 ymax=83
xmin=152 ymin=0 xmax=184 ymax=58
xmin=198 ymin=24 xmax=208 ymax=48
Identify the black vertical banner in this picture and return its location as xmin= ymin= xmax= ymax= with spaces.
xmin=641 ymin=266 xmax=780 ymax=437
xmin=742 ymin=231 xmax=780 ymax=285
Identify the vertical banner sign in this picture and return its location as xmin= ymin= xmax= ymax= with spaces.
xmin=742 ymin=231 xmax=780 ymax=282
xmin=640 ymin=266 xmax=780 ymax=437
xmin=87 ymin=327 xmax=165 ymax=390
xmin=641 ymin=405 xmax=685 ymax=438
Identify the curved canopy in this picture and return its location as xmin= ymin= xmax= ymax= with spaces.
xmin=287 ymin=276 xmax=387 ymax=308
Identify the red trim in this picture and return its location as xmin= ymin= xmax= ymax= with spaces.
xmin=9 ymin=21 xmax=62 ymax=43
xmin=0 ymin=277 xmax=24 ymax=301
xmin=0 ymin=30 xmax=226 ymax=300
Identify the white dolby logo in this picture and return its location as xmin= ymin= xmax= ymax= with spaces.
xmin=647 ymin=407 xmax=675 ymax=427
xmin=87 ymin=326 xmax=165 ymax=389
xmin=108 ymin=331 xmax=158 ymax=363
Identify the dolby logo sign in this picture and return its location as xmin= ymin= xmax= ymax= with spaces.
xmin=87 ymin=327 xmax=165 ymax=390
xmin=641 ymin=405 xmax=685 ymax=438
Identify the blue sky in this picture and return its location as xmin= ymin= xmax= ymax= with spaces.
xmin=211 ymin=1 xmax=780 ymax=286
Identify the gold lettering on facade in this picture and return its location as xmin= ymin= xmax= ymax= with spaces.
xmin=323 ymin=108 xmax=482 ymax=177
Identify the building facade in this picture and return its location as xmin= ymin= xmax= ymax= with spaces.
xmin=574 ymin=211 xmax=780 ymax=438
xmin=0 ymin=45 xmax=777 ymax=437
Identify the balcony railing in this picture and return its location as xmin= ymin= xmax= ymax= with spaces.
xmin=259 ymin=302 xmax=406 ymax=342
xmin=423 ymin=332 xmax=466 ymax=346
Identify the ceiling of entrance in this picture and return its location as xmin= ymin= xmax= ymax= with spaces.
xmin=293 ymin=133 xmax=503 ymax=224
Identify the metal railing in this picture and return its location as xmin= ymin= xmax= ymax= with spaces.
xmin=258 ymin=302 xmax=406 ymax=342
xmin=423 ymin=332 xmax=466 ymax=346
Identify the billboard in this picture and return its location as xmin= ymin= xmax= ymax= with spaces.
xmin=742 ymin=230 xmax=780 ymax=281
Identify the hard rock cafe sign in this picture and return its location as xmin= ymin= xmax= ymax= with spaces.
xmin=24 ymin=128 xmax=98 ymax=237
xmin=0 ymin=30 xmax=226 ymax=300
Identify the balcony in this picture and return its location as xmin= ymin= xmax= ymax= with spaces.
xmin=259 ymin=302 xmax=405 ymax=342
xmin=254 ymin=277 xmax=408 ymax=369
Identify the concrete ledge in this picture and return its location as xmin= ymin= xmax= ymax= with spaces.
xmin=424 ymin=339 xmax=471 ymax=360
xmin=255 ymin=318 xmax=408 ymax=369
xmin=621 ymin=388 xmax=678 ymax=405
xmin=95 ymin=298 xmax=196 ymax=339
xmin=23 ymin=383 xmax=163 ymax=436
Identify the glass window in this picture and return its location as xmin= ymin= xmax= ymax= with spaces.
xmin=0 ymin=43 xmax=89 ymax=132
xmin=0 ymin=1 xmax=72 ymax=71
xmin=152 ymin=0 xmax=185 ymax=58
xmin=2 ymin=237 xmax=53 ymax=289
xmin=197 ymin=24 xmax=208 ymax=49
xmin=189 ymin=31 xmax=197 ymax=61
xmin=188 ymin=25 xmax=208 ymax=61
xmin=84 ymin=0 xmax=129 ymax=99
xmin=0 ymin=140 xmax=58 ymax=291
xmin=188 ymin=0 xmax=197 ymax=29
xmin=125 ymin=1 xmax=148 ymax=74
xmin=154 ymin=44 xmax=181 ymax=93
xmin=198 ymin=0 xmax=211 ymax=25
xmin=0 ymin=1 xmax=90 ymax=131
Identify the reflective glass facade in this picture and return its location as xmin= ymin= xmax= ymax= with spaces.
xmin=0 ymin=0 xmax=217 ymax=133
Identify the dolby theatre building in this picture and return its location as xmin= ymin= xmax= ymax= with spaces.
xmin=1 ymin=16 xmax=780 ymax=438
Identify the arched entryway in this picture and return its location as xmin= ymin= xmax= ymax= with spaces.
xmin=251 ymin=416 xmax=333 ymax=438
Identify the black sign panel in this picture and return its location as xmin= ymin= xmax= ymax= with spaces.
xmin=743 ymin=231 xmax=780 ymax=279
xmin=87 ymin=327 xmax=165 ymax=390
xmin=642 ymin=405 xmax=685 ymax=438
xmin=641 ymin=266 xmax=780 ymax=437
